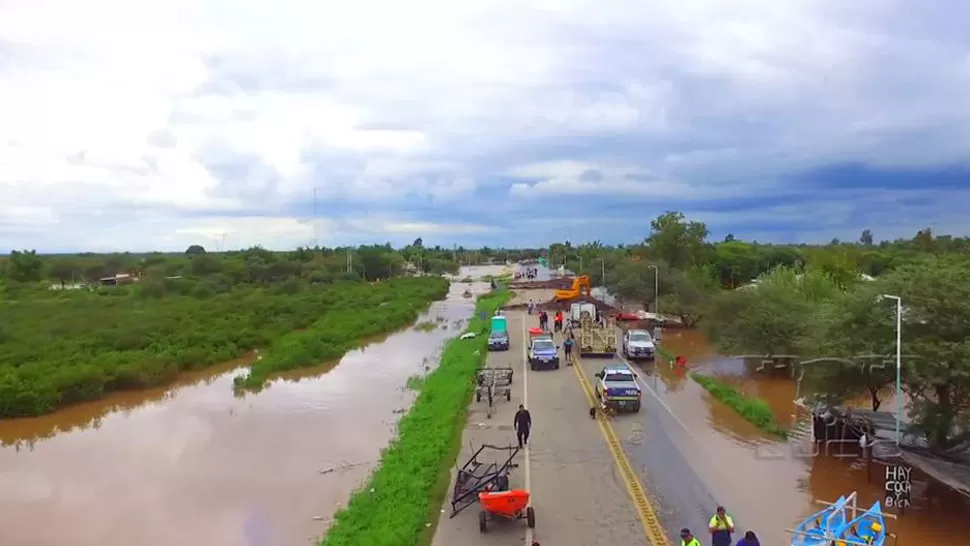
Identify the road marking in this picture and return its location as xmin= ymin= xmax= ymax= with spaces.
xmin=615 ymin=350 xmax=695 ymax=440
xmin=520 ymin=315 xmax=533 ymax=546
xmin=569 ymin=345 xmax=671 ymax=546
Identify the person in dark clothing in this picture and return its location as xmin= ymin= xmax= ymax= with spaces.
xmin=563 ymin=336 xmax=574 ymax=365
xmin=736 ymin=530 xmax=759 ymax=546
xmin=538 ymin=311 xmax=548 ymax=330
xmin=514 ymin=404 xmax=531 ymax=448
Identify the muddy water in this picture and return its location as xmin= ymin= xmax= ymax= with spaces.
xmin=658 ymin=331 xmax=969 ymax=546
xmin=0 ymin=280 xmax=488 ymax=546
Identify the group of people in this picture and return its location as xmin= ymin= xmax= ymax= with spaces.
xmin=680 ymin=506 xmax=760 ymax=546
xmin=534 ymin=310 xmax=565 ymax=332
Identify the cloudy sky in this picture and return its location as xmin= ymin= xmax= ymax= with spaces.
xmin=2 ymin=0 xmax=969 ymax=252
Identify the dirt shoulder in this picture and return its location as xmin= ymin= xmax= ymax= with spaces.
xmin=430 ymin=309 xmax=652 ymax=546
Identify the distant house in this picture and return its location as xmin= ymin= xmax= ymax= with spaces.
xmin=99 ymin=273 xmax=137 ymax=286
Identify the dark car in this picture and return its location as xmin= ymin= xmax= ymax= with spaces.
xmin=488 ymin=331 xmax=510 ymax=351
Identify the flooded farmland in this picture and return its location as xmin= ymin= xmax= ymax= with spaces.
xmin=0 ymin=279 xmax=490 ymax=546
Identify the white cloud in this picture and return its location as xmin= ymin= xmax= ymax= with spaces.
xmin=1 ymin=0 xmax=969 ymax=250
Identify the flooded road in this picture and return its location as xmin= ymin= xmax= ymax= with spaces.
xmin=0 ymin=280 xmax=486 ymax=546
xmin=652 ymin=330 xmax=970 ymax=546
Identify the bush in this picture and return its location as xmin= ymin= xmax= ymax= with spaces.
xmin=234 ymin=277 xmax=450 ymax=388
xmin=690 ymin=372 xmax=788 ymax=438
xmin=320 ymin=288 xmax=512 ymax=546
xmin=0 ymin=277 xmax=448 ymax=417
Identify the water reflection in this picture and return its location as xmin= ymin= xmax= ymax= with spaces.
xmin=0 ymin=279 xmax=484 ymax=546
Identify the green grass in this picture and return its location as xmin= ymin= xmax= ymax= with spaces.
xmin=690 ymin=372 xmax=789 ymax=438
xmin=319 ymin=287 xmax=513 ymax=546
xmin=233 ymin=277 xmax=449 ymax=389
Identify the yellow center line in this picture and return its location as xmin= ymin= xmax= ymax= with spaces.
xmin=568 ymin=347 xmax=671 ymax=546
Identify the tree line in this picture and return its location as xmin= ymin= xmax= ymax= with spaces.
xmin=0 ymin=240 xmax=469 ymax=292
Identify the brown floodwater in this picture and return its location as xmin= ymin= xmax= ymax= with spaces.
xmin=657 ymin=330 xmax=970 ymax=546
xmin=0 ymin=281 xmax=488 ymax=546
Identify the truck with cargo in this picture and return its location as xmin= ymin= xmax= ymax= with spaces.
xmin=578 ymin=314 xmax=616 ymax=357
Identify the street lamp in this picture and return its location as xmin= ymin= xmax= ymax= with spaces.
xmin=879 ymin=294 xmax=904 ymax=445
xmin=599 ymin=258 xmax=606 ymax=286
xmin=647 ymin=264 xmax=659 ymax=315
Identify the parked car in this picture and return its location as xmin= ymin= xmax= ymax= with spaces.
xmin=488 ymin=330 xmax=510 ymax=351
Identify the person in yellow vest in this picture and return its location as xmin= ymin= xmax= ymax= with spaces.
xmin=680 ymin=528 xmax=702 ymax=546
xmin=709 ymin=506 xmax=735 ymax=546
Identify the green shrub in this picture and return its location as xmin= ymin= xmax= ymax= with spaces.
xmin=0 ymin=277 xmax=448 ymax=417
xmin=690 ymin=372 xmax=788 ymax=438
xmin=234 ymin=277 xmax=450 ymax=388
xmin=320 ymin=288 xmax=512 ymax=546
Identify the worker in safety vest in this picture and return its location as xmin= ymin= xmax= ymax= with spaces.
xmin=709 ymin=506 xmax=735 ymax=546
xmin=680 ymin=528 xmax=701 ymax=546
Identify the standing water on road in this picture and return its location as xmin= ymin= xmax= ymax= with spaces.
xmin=0 ymin=279 xmax=488 ymax=546
xmin=656 ymin=332 xmax=970 ymax=546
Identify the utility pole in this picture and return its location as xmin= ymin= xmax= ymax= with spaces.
xmin=346 ymin=247 xmax=352 ymax=274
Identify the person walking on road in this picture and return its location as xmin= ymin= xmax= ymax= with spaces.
xmin=514 ymin=404 xmax=531 ymax=449
xmin=709 ymin=506 xmax=735 ymax=546
xmin=563 ymin=336 xmax=574 ymax=365
xmin=681 ymin=528 xmax=702 ymax=546
xmin=553 ymin=311 xmax=563 ymax=332
xmin=736 ymin=530 xmax=760 ymax=546
xmin=538 ymin=311 xmax=548 ymax=331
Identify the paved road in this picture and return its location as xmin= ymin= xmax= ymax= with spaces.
xmin=431 ymin=310 xmax=651 ymax=546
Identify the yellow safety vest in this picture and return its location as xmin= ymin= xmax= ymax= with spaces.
xmin=709 ymin=514 xmax=734 ymax=530
xmin=682 ymin=538 xmax=702 ymax=546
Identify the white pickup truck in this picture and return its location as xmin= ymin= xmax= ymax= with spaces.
xmin=622 ymin=329 xmax=656 ymax=361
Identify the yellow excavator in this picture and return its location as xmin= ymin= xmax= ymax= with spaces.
xmin=553 ymin=275 xmax=592 ymax=301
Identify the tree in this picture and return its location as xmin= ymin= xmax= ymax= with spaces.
xmin=646 ymin=211 xmax=709 ymax=269
xmin=819 ymin=257 xmax=970 ymax=449
xmin=703 ymin=267 xmax=841 ymax=356
xmin=48 ymin=258 xmax=80 ymax=288
xmin=859 ymin=229 xmax=874 ymax=246
xmin=7 ymin=250 xmax=44 ymax=283
xmin=608 ymin=260 xmax=668 ymax=308
xmin=185 ymin=245 xmax=207 ymax=255
xmin=658 ymin=265 xmax=718 ymax=327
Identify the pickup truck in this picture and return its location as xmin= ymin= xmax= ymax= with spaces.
xmin=594 ymin=364 xmax=641 ymax=412
xmin=622 ymin=329 xmax=656 ymax=361
xmin=528 ymin=334 xmax=560 ymax=370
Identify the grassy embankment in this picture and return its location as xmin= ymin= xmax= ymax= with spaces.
xmin=655 ymin=347 xmax=787 ymax=437
xmin=0 ymin=277 xmax=447 ymax=418
xmin=320 ymin=287 xmax=512 ymax=546
xmin=233 ymin=277 xmax=449 ymax=388
xmin=690 ymin=373 xmax=789 ymax=438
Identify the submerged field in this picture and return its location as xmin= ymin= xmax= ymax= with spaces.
xmin=0 ymin=276 xmax=449 ymax=418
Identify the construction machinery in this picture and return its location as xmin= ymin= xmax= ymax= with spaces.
xmin=553 ymin=275 xmax=592 ymax=301
xmin=578 ymin=313 xmax=616 ymax=357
